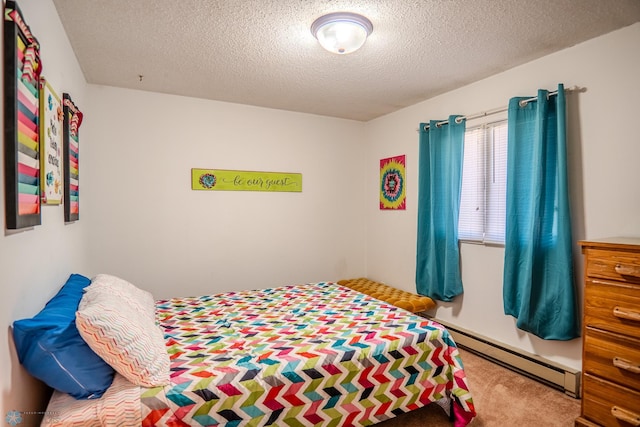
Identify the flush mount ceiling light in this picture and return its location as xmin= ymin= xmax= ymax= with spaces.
xmin=311 ymin=12 xmax=373 ymax=55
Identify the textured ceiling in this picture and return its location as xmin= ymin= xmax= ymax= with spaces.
xmin=52 ymin=0 xmax=640 ymax=122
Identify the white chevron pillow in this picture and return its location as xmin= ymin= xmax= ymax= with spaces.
xmin=87 ymin=274 xmax=156 ymax=322
xmin=76 ymin=288 xmax=169 ymax=387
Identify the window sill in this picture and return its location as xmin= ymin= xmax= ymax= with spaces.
xmin=459 ymin=239 xmax=505 ymax=248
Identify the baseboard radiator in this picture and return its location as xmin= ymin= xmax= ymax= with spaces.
xmin=426 ymin=317 xmax=581 ymax=398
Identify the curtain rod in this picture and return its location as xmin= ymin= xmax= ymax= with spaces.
xmin=419 ymin=86 xmax=580 ymax=132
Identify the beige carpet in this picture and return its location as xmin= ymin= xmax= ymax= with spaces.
xmin=378 ymin=348 xmax=581 ymax=427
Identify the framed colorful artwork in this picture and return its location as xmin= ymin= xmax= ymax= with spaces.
xmin=39 ymin=78 xmax=64 ymax=205
xmin=62 ymin=93 xmax=83 ymax=222
xmin=4 ymin=0 xmax=43 ymax=229
xmin=380 ymin=155 xmax=406 ymax=210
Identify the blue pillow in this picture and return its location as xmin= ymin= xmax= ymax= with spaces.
xmin=12 ymin=274 xmax=115 ymax=399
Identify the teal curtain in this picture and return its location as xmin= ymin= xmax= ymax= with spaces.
xmin=503 ymin=84 xmax=579 ymax=340
xmin=416 ymin=116 xmax=465 ymax=302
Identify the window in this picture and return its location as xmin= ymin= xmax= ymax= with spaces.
xmin=458 ymin=120 xmax=508 ymax=244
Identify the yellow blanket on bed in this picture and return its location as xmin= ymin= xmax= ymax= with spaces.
xmin=337 ymin=277 xmax=436 ymax=313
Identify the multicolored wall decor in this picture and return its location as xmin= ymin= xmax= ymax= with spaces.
xmin=192 ymin=169 xmax=302 ymax=192
xmin=380 ymin=155 xmax=406 ymax=210
xmin=39 ymin=78 xmax=63 ymax=205
xmin=4 ymin=0 xmax=43 ymax=229
xmin=63 ymin=94 xmax=83 ymax=222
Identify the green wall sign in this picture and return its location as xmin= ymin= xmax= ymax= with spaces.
xmin=191 ymin=169 xmax=302 ymax=192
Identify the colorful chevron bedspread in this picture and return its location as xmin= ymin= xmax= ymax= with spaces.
xmin=140 ymin=282 xmax=475 ymax=426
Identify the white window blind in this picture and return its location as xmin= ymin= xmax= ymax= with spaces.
xmin=458 ymin=120 xmax=508 ymax=244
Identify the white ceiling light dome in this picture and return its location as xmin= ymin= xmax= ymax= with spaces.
xmin=311 ymin=12 xmax=373 ymax=55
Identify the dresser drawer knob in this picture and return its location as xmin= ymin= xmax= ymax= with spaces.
xmin=611 ymin=406 xmax=640 ymax=426
xmin=615 ymin=263 xmax=640 ymax=277
xmin=613 ymin=357 xmax=640 ymax=374
xmin=613 ymin=306 xmax=640 ymax=322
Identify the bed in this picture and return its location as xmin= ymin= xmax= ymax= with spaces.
xmin=20 ymin=276 xmax=475 ymax=426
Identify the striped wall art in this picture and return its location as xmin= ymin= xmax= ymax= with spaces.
xmin=4 ymin=0 xmax=42 ymax=229
xmin=62 ymin=93 xmax=83 ymax=222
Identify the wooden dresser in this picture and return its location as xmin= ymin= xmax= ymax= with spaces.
xmin=576 ymin=238 xmax=640 ymax=427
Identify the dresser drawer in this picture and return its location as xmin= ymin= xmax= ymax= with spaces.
xmin=582 ymin=373 xmax=640 ymax=426
xmin=585 ymin=248 xmax=640 ymax=284
xmin=584 ymin=327 xmax=640 ymax=392
xmin=585 ymin=279 xmax=640 ymax=336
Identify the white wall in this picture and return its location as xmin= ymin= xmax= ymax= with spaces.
xmin=365 ymin=23 xmax=640 ymax=370
xmin=0 ymin=0 xmax=90 ymax=424
xmin=83 ymin=87 xmax=368 ymax=299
